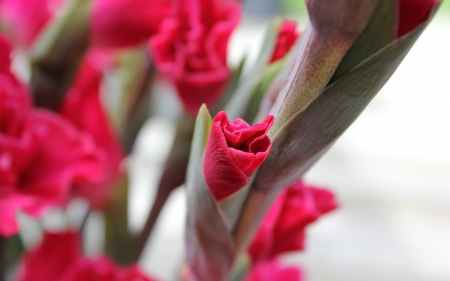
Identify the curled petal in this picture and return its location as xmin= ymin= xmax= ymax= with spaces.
xmin=248 ymin=180 xmax=338 ymax=262
xmin=150 ymin=0 xmax=240 ymax=115
xmin=270 ymin=21 xmax=300 ymax=63
xmin=61 ymin=52 xmax=125 ymax=209
xmin=17 ymin=231 xmax=81 ymax=281
xmin=204 ymin=112 xmax=273 ymax=201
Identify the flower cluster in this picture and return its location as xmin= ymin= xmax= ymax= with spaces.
xmin=0 ymin=35 xmax=106 ymax=236
xmin=0 ymin=0 xmax=440 ymax=280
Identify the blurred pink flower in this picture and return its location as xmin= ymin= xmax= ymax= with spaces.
xmin=16 ymin=231 xmax=158 ymax=281
xmin=204 ymin=111 xmax=273 ymax=201
xmin=60 ymin=50 xmax=125 ymax=209
xmin=0 ymin=35 xmax=105 ymax=236
xmin=0 ymin=0 xmax=65 ymax=47
xmin=91 ymin=0 xmax=172 ymax=49
xmin=150 ymin=0 xmax=240 ymax=115
xmin=243 ymin=260 xmax=302 ymax=281
xmin=269 ymin=21 xmax=300 ymax=63
xmin=247 ymin=180 xmax=338 ymax=263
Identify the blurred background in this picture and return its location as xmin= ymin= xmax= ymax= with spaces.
xmin=127 ymin=1 xmax=450 ymax=281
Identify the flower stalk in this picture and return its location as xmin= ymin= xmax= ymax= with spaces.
xmin=30 ymin=0 xmax=92 ymax=110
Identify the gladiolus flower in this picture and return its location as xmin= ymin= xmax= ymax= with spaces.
xmin=203 ymin=111 xmax=273 ymax=201
xmin=150 ymin=0 xmax=240 ymax=116
xmin=16 ymin=231 xmax=158 ymax=281
xmin=0 ymin=0 xmax=66 ymax=47
xmin=247 ymin=180 xmax=337 ymax=263
xmin=60 ymin=50 xmax=125 ymax=209
xmin=397 ymin=0 xmax=439 ymax=37
xmin=91 ymin=0 xmax=172 ymax=49
xmin=0 ymin=35 xmax=105 ymax=236
xmin=269 ymin=21 xmax=300 ymax=63
xmin=243 ymin=260 xmax=302 ymax=281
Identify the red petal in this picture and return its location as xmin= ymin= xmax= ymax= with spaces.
xmin=397 ymin=0 xmax=438 ymax=37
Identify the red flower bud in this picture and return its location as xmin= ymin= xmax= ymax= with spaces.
xmin=248 ymin=180 xmax=337 ymax=262
xmin=269 ymin=21 xmax=300 ymax=64
xmin=397 ymin=0 xmax=439 ymax=37
xmin=204 ymin=111 xmax=273 ymax=201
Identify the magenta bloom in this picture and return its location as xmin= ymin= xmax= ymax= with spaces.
xmin=60 ymin=50 xmax=125 ymax=209
xmin=397 ymin=0 xmax=439 ymax=37
xmin=16 ymin=231 xmax=158 ymax=281
xmin=247 ymin=180 xmax=338 ymax=263
xmin=0 ymin=0 xmax=65 ymax=47
xmin=0 ymin=35 xmax=105 ymax=236
xmin=269 ymin=21 xmax=300 ymax=63
xmin=204 ymin=111 xmax=273 ymax=201
xmin=243 ymin=260 xmax=302 ymax=281
xmin=150 ymin=0 xmax=240 ymax=116
xmin=91 ymin=0 xmax=172 ymax=49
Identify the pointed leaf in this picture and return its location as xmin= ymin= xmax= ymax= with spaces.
xmin=224 ymin=19 xmax=281 ymax=121
xmin=214 ymin=55 xmax=247 ymax=113
xmin=185 ymin=105 xmax=235 ymax=281
xmin=243 ymin=59 xmax=285 ymax=123
xmin=329 ymin=0 xmax=397 ymax=84
xmin=30 ymin=0 xmax=91 ymax=110
xmin=255 ymin=12 xmax=437 ymax=192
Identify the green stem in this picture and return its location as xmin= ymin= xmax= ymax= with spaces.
xmin=133 ymin=187 xmax=172 ymax=261
xmin=133 ymin=113 xmax=195 ymax=261
xmin=0 ymin=236 xmax=6 ymax=281
xmin=120 ymin=55 xmax=156 ymax=153
xmin=31 ymin=0 xmax=91 ymax=110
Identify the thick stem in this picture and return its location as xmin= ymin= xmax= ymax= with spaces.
xmin=270 ymin=0 xmax=380 ymax=134
xmin=232 ymin=188 xmax=279 ymax=253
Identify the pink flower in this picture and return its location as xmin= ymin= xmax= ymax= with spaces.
xmin=91 ymin=0 xmax=172 ymax=49
xmin=16 ymin=231 xmax=158 ymax=281
xmin=397 ymin=0 xmax=439 ymax=37
xmin=247 ymin=180 xmax=338 ymax=263
xmin=0 ymin=35 xmax=105 ymax=236
xmin=60 ymin=50 xmax=125 ymax=209
xmin=0 ymin=0 xmax=65 ymax=47
xmin=269 ymin=21 xmax=300 ymax=63
xmin=17 ymin=231 xmax=81 ymax=281
xmin=150 ymin=0 xmax=240 ymax=116
xmin=243 ymin=260 xmax=302 ymax=281
xmin=203 ymin=111 xmax=273 ymax=201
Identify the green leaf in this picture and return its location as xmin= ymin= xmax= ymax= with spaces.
xmin=30 ymin=0 xmax=91 ymax=110
xmin=329 ymin=0 xmax=397 ymax=84
xmin=213 ymin=55 xmax=247 ymax=114
xmin=104 ymin=173 xmax=136 ymax=265
xmin=224 ymin=19 xmax=281 ymax=121
xmin=185 ymin=105 xmax=235 ymax=281
xmin=255 ymin=14 xmax=436 ymax=192
xmin=243 ymin=58 xmax=285 ymax=123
